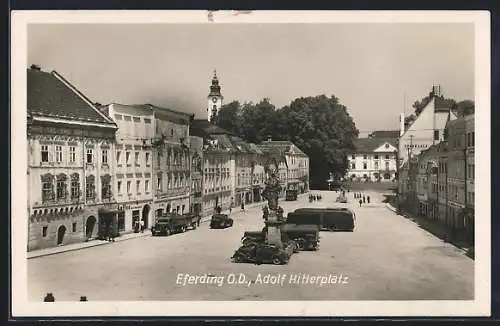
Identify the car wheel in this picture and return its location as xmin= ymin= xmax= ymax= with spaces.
xmin=233 ymin=255 xmax=243 ymax=263
xmin=272 ymin=255 xmax=282 ymax=265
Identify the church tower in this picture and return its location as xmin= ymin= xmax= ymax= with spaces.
xmin=207 ymin=69 xmax=223 ymax=122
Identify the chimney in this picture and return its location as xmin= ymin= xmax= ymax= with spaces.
xmin=267 ymin=135 xmax=272 ymax=142
xmin=30 ymin=64 xmax=41 ymax=71
xmin=399 ymin=113 xmax=405 ymax=136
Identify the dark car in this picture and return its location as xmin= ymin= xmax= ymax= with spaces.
xmin=210 ymin=213 xmax=234 ymax=229
xmin=231 ymin=242 xmax=291 ymax=265
xmin=281 ymin=223 xmax=320 ymax=251
xmin=285 ymin=189 xmax=298 ymax=201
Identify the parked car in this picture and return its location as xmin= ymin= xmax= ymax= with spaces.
xmin=210 ymin=213 xmax=234 ymax=229
xmin=151 ymin=213 xmax=200 ymax=236
xmin=287 ymin=208 xmax=355 ymax=232
xmin=281 ymin=223 xmax=320 ymax=251
xmin=285 ymin=189 xmax=298 ymax=201
xmin=231 ymin=241 xmax=291 ymax=265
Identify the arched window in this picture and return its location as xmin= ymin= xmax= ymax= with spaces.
xmin=86 ymin=175 xmax=96 ymax=199
xmin=56 ymin=174 xmax=68 ymax=199
xmin=41 ymin=173 xmax=54 ymax=202
xmin=70 ymin=173 xmax=80 ymax=199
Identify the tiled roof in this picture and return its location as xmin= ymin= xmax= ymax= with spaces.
xmin=434 ymin=97 xmax=454 ymax=113
xmin=352 ymin=137 xmax=397 ymax=153
xmin=27 ymin=68 xmax=115 ymax=126
xmin=257 ymin=140 xmax=307 ymax=157
xmin=190 ymin=119 xmax=235 ymax=137
xmin=133 ymin=104 xmax=192 ymax=124
xmin=368 ymin=130 xmax=400 ymax=138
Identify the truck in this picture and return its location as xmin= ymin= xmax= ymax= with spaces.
xmin=151 ymin=212 xmax=200 ymax=236
xmin=287 ymin=208 xmax=356 ymax=232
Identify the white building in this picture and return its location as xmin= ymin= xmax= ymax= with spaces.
xmin=348 ymin=136 xmax=398 ymax=182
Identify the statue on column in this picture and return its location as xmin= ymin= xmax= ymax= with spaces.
xmin=261 ymin=158 xmax=281 ymax=212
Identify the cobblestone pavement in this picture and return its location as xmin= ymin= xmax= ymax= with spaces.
xmin=28 ymin=190 xmax=473 ymax=301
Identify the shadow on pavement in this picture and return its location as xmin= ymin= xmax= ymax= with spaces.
xmin=382 ymin=194 xmax=474 ymax=260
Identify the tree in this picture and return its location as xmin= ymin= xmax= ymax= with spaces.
xmin=213 ymin=100 xmax=243 ymax=135
xmin=240 ymin=98 xmax=278 ymax=143
xmin=455 ymin=100 xmax=475 ymax=117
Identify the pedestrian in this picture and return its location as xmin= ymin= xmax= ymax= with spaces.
xmin=139 ymin=219 xmax=145 ymax=233
xmin=363 ymin=196 xmax=366 ymax=204
xmin=43 ymin=293 xmax=55 ymax=302
xmin=367 ymin=196 xmax=371 ymax=204
xmin=359 ymin=199 xmax=362 ymax=207
xmin=241 ymin=202 xmax=245 ymax=211
xmin=229 ymin=198 xmax=234 ymax=213
xmin=80 ymin=296 xmax=88 ymax=302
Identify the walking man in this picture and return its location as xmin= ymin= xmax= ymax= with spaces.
xmin=139 ymin=219 xmax=145 ymax=233
xmin=367 ymin=195 xmax=371 ymax=204
xmin=359 ymin=199 xmax=362 ymax=207
xmin=362 ymin=196 xmax=366 ymax=204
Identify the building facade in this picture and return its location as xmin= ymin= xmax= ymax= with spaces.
xmin=27 ymin=66 xmax=117 ymax=251
xmin=348 ymin=137 xmax=398 ymax=182
xmin=151 ymin=105 xmax=192 ymax=218
xmin=101 ymin=103 xmax=155 ymax=232
xmin=189 ymin=135 xmax=204 ymax=216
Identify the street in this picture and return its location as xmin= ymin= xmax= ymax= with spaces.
xmin=28 ymin=190 xmax=474 ymax=301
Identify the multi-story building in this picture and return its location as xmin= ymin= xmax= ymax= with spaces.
xmin=348 ymin=136 xmax=398 ymax=182
xmin=232 ymin=137 xmax=254 ymax=207
xmin=100 ymin=103 xmax=155 ymax=232
xmin=257 ymin=140 xmax=306 ymax=199
xmin=150 ymin=105 xmax=192 ymax=217
xmin=248 ymin=143 xmax=265 ymax=202
xmin=414 ymin=145 xmax=439 ymax=218
xmin=189 ymin=135 xmax=204 ymax=215
xmin=444 ymin=114 xmax=475 ymax=238
xmin=191 ymin=120 xmax=235 ymax=217
xmin=27 ymin=65 xmax=117 ymax=250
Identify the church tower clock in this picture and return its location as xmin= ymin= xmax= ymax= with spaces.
xmin=207 ymin=69 xmax=223 ymax=122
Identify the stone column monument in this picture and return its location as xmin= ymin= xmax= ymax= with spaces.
xmin=261 ymin=156 xmax=284 ymax=249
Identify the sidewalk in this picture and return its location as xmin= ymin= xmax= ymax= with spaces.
xmin=385 ymin=203 xmax=474 ymax=259
xmin=27 ymin=231 xmax=151 ymax=259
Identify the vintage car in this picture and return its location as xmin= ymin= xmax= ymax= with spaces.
xmin=151 ymin=213 xmax=200 ymax=236
xmin=288 ymin=208 xmax=355 ymax=232
xmin=231 ymin=241 xmax=291 ymax=265
xmin=241 ymin=230 xmax=300 ymax=253
xmin=281 ymin=223 xmax=320 ymax=251
xmin=210 ymin=213 xmax=234 ymax=229
xmin=285 ymin=189 xmax=298 ymax=201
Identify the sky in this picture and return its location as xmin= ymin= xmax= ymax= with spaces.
xmin=27 ymin=22 xmax=474 ymax=136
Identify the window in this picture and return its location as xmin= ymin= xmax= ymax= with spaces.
xmin=101 ymin=174 xmax=112 ymax=199
xmin=374 ymin=162 xmax=379 ymax=169
xmin=55 ymin=145 xmax=63 ymax=163
xmin=136 ymin=180 xmax=140 ymax=193
xmin=385 ymin=155 xmax=390 ymax=160
xmin=157 ymin=174 xmax=162 ymax=191
xmin=127 ymin=181 xmax=131 ymax=194
xmin=144 ymin=118 xmax=151 ymax=124
xmin=363 ymin=154 xmax=367 ymax=159
xmin=145 ymin=180 xmax=150 ymax=193
xmin=133 ymin=117 xmax=141 ymax=123
xmin=41 ymin=145 xmax=49 ymax=162
xmin=56 ymin=174 xmax=67 ymax=199
xmin=116 ymin=151 xmax=121 ymax=165
xmin=146 ymin=152 xmax=150 ymax=166
xmin=42 ymin=226 xmax=48 ymax=237
xmin=72 ymin=222 xmax=76 ymax=232
xmin=117 ymin=181 xmax=122 ymax=194
xmin=472 ymin=132 xmax=475 ymax=146
xmin=363 ymin=162 xmax=367 ymax=169
xmin=434 ymin=130 xmax=439 ymax=141
xmin=157 ymin=153 xmax=161 ymax=166
xmin=86 ymin=175 xmax=95 ymax=199
xmin=69 ymin=146 xmax=76 ymax=163
xmin=385 ymin=161 xmax=390 ymax=169
xmin=351 ymin=163 xmax=355 ymax=169
xmin=41 ymin=174 xmax=54 ymax=201
xmin=374 ymin=155 xmax=379 ymax=159
xmin=125 ymin=152 xmax=130 ymax=165
xmin=86 ymin=149 xmax=93 ymax=164
xmin=114 ymin=114 xmax=123 ymax=120
xmin=70 ymin=173 xmax=80 ymax=199
xmin=135 ymin=152 xmax=140 ymax=166
xmin=171 ymin=129 xmax=174 ymax=136
xmin=102 ymin=150 xmax=108 ymax=165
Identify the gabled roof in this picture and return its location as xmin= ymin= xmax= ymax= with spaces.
xmin=27 ymin=67 xmax=116 ymax=126
xmin=352 ymin=137 xmax=397 ymax=153
xmin=257 ymin=140 xmax=307 ymax=157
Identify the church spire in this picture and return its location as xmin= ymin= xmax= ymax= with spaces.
xmin=207 ymin=69 xmax=223 ymax=122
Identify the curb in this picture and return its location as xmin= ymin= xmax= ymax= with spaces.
xmin=27 ymin=232 xmax=151 ymax=259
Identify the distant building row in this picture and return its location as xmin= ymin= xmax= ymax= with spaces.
xmin=27 ymin=66 xmax=309 ymax=251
